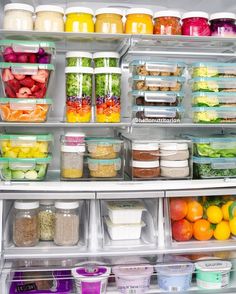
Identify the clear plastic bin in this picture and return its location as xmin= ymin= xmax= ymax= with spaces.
xmin=190 ymin=77 xmax=236 ymax=92
xmin=0 ymin=133 xmax=52 ymax=158
xmin=0 ymin=98 xmax=52 ymax=122
xmin=192 ymin=92 xmax=236 ymax=107
xmin=87 ymin=158 xmax=123 ymax=179
xmin=192 ymin=106 xmax=236 ymax=123
xmin=0 ymin=156 xmax=52 ymax=181
xmin=0 ymin=40 xmax=55 ymax=64
xmin=0 ymin=62 xmax=54 ymax=98
xmin=190 ymin=62 xmax=236 ymax=78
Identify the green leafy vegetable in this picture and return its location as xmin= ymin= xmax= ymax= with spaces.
xmin=95 ymin=73 xmax=121 ymax=97
xmin=94 ymin=57 xmax=118 ymax=68
xmin=67 ymin=57 xmax=91 ymax=67
xmin=195 ymin=163 xmax=236 ymax=178
xmin=195 ymin=143 xmax=236 ymax=158
xmin=66 ymin=73 xmax=92 ymax=97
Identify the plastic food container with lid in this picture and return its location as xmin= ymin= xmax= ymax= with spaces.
xmin=125 ymin=8 xmax=153 ymax=34
xmin=0 ymin=133 xmax=52 ymax=158
xmin=88 ymin=158 xmax=122 ymax=178
xmin=195 ymin=260 xmax=232 ymax=289
xmin=191 ymin=62 xmax=236 ymax=78
xmin=65 ymin=67 xmax=93 ymax=123
xmin=132 ymin=142 xmax=159 ymax=161
xmin=161 ymin=160 xmax=190 ymax=178
xmin=0 ymin=62 xmax=54 ymax=99
xmin=192 ymin=106 xmax=236 ymax=123
xmin=210 ymin=12 xmax=236 ymax=37
xmin=132 ymin=160 xmax=160 ymax=178
xmin=64 ymin=132 xmax=85 ymax=145
xmin=95 ymin=8 xmax=123 ymax=34
xmin=182 ymin=11 xmax=211 ymax=36
xmin=93 ymin=52 xmax=120 ymax=68
xmin=66 ymin=51 xmax=92 ymax=67
xmin=154 ymin=10 xmax=182 ymax=35
xmin=3 ymin=3 xmax=34 ymax=31
xmin=160 ymin=142 xmax=190 ymax=161
xmin=35 ymin=5 xmax=64 ymax=32
xmin=191 ymin=77 xmax=236 ymax=92
xmin=192 ymin=92 xmax=236 ymax=107
xmin=0 ymin=156 xmax=52 ymax=181
xmin=106 ymin=200 xmax=145 ymax=224
xmin=65 ymin=7 xmax=94 ymax=33
xmin=39 ymin=200 xmax=55 ymax=241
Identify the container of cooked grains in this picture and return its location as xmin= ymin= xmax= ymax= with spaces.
xmin=86 ymin=138 xmax=123 ymax=159
xmin=88 ymin=158 xmax=122 ymax=178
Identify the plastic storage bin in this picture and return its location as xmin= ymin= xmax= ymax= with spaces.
xmin=87 ymin=158 xmax=123 ymax=179
xmin=0 ymin=156 xmax=52 ymax=181
xmin=132 ymin=91 xmax=184 ymax=106
xmin=192 ymin=106 xmax=236 ymax=123
xmin=0 ymin=98 xmax=52 ymax=122
xmin=191 ymin=77 xmax=236 ymax=92
xmin=191 ymin=62 xmax=236 ymax=78
xmin=192 ymin=92 xmax=236 ymax=107
xmin=0 ymin=133 xmax=52 ymax=158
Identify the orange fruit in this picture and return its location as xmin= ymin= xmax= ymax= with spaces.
xmin=0 ymin=105 xmax=10 ymax=119
xmin=193 ymin=219 xmax=214 ymax=241
xmin=186 ymin=200 xmax=203 ymax=222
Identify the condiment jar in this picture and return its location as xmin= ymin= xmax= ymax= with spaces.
xmin=132 ymin=142 xmax=159 ymax=161
xmin=160 ymin=160 xmax=189 ymax=178
xmin=65 ymin=7 xmax=94 ymax=33
xmin=3 ymin=3 xmax=34 ymax=31
xmin=54 ymin=201 xmax=80 ymax=246
xmin=39 ymin=200 xmax=55 ymax=241
xmin=35 ymin=5 xmax=64 ymax=32
xmin=210 ymin=12 xmax=236 ymax=37
xmin=95 ymin=8 xmax=123 ymax=34
xmin=160 ymin=143 xmax=189 ymax=161
xmin=182 ymin=11 xmax=211 ymax=36
xmin=154 ymin=10 xmax=181 ymax=35
xmin=132 ymin=160 xmax=160 ymax=178
xmin=13 ymin=201 xmax=39 ymax=247
xmin=125 ymin=8 xmax=153 ymax=34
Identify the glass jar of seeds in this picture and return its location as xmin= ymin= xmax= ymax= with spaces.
xmin=39 ymin=200 xmax=55 ymax=241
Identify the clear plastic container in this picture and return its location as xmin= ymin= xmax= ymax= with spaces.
xmin=182 ymin=11 xmax=211 ymax=36
xmin=132 ymin=142 xmax=159 ymax=161
xmin=160 ymin=142 xmax=190 ymax=161
xmin=132 ymin=91 xmax=184 ymax=106
xmin=93 ymin=52 xmax=120 ymax=68
xmin=125 ymin=8 xmax=153 ymax=34
xmin=192 ymin=92 xmax=236 ymax=107
xmin=191 ymin=62 xmax=236 ymax=78
xmin=0 ymin=63 xmax=54 ymax=98
xmin=65 ymin=7 xmax=94 ymax=33
xmin=154 ymin=10 xmax=181 ymax=35
xmin=65 ymin=67 xmax=93 ymax=123
xmin=192 ymin=106 xmax=236 ymax=123
xmin=66 ymin=51 xmax=92 ymax=67
xmin=0 ymin=133 xmax=52 ymax=158
xmin=39 ymin=200 xmax=55 ymax=241
xmin=64 ymin=132 xmax=85 ymax=146
xmin=13 ymin=201 xmax=39 ymax=247
xmin=88 ymin=158 xmax=122 ymax=178
xmin=191 ymin=77 xmax=236 ymax=92
xmin=0 ymin=98 xmax=52 ymax=122
xmin=161 ymin=160 xmax=190 ymax=178
xmin=132 ymin=160 xmax=160 ymax=178
xmin=35 ymin=5 xmax=64 ymax=32
xmin=95 ymin=8 xmax=123 ymax=34
xmin=210 ymin=13 xmax=236 ymax=37
xmin=0 ymin=156 xmax=52 ymax=181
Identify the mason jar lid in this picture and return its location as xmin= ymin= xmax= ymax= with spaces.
xmin=40 ymin=200 xmax=54 ymax=206
xmin=66 ymin=51 xmax=93 ymax=59
xmin=161 ymin=160 xmax=189 ymax=167
xmin=65 ymin=7 xmax=94 ymax=16
xmin=160 ymin=143 xmax=188 ymax=151
xmin=35 ymin=5 xmax=64 ymax=14
xmin=154 ymin=10 xmax=181 ymax=19
xmin=95 ymin=8 xmax=123 ymax=16
xmin=93 ymin=52 xmax=120 ymax=59
xmin=182 ymin=11 xmax=209 ymax=20
xmin=210 ymin=12 xmax=236 ymax=21
xmin=133 ymin=160 xmax=159 ymax=168
xmin=15 ymin=201 xmax=39 ymax=210
xmin=55 ymin=201 xmax=79 ymax=209
xmin=126 ymin=8 xmax=153 ymax=17
xmin=65 ymin=67 xmax=94 ymax=74
xmin=4 ymin=3 xmax=34 ymax=13
xmin=61 ymin=145 xmax=85 ymax=152
xmin=94 ymin=67 xmax=122 ymax=74
xmin=132 ymin=142 xmax=159 ymax=151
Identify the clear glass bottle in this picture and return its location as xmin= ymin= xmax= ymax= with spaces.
xmin=39 ymin=200 xmax=55 ymax=241
xmin=13 ymin=201 xmax=39 ymax=247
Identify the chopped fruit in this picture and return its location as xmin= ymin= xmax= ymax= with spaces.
xmin=8 ymin=79 xmax=21 ymax=92
xmin=31 ymin=85 xmax=40 ymax=93
xmin=34 ymin=87 xmax=46 ymax=98
xmin=32 ymin=69 xmax=49 ymax=83
xmin=17 ymin=54 xmax=28 ymax=63
xmin=14 ymin=74 xmax=26 ymax=81
xmin=2 ymin=68 xmax=14 ymax=82
xmin=29 ymin=54 xmax=37 ymax=63
xmin=5 ymin=86 xmax=16 ymax=98
xmin=17 ymin=87 xmax=32 ymax=98
xmin=20 ymin=77 xmax=35 ymax=88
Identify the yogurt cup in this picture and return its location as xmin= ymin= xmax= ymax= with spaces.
xmin=195 ymin=260 xmax=232 ymax=289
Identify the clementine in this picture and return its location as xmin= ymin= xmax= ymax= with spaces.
xmin=193 ymin=219 xmax=214 ymax=241
xmin=186 ymin=200 xmax=203 ymax=222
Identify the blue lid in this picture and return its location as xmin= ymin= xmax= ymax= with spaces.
xmin=193 ymin=106 xmax=236 ymax=112
xmin=193 ymin=156 xmax=236 ymax=164
xmin=131 ymin=60 xmax=185 ymax=67
xmin=133 ymin=106 xmax=184 ymax=112
xmin=191 ymin=77 xmax=236 ymax=82
xmin=88 ymin=158 xmax=121 ymax=164
xmin=191 ymin=62 xmax=236 ymax=67
xmin=131 ymin=90 xmax=184 ymax=97
xmin=133 ymin=76 xmax=185 ymax=82
xmin=185 ymin=134 xmax=236 ymax=143
xmin=192 ymin=92 xmax=236 ymax=98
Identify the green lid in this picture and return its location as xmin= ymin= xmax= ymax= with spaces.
xmin=0 ymin=133 xmax=53 ymax=141
xmin=0 ymin=98 xmax=53 ymax=104
xmin=0 ymin=62 xmax=54 ymax=70
xmin=0 ymin=155 xmax=52 ymax=164
xmin=0 ymin=39 xmax=55 ymax=50
xmin=86 ymin=137 xmax=122 ymax=145
xmin=88 ymin=157 xmax=121 ymax=164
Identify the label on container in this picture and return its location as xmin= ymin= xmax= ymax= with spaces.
xmin=197 ymin=271 xmax=229 ymax=289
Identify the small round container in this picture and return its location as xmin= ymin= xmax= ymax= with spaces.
xmin=195 ymin=260 xmax=232 ymax=289
xmin=86 ymin=138 xmax=122 ymax=159
xmin=65 ymin=7 xmax=94 ymax=33
xmin=160 ymin=160 xmax=189 ymax=178
xmin=39 ymin=200 xmax=55 ymax=241
xmin=132 ymin=160 xmax=160 ymax=178
xmin=3 ymin=3 xmax=34 ymax=31
xmin=154 ymin=10 xmax=181 ymax=35
xmin=156 ymin=262 xmax=194 ymax=291
xmin=125 ymin=8 xmax=153 ymax=34
xmin=210 ymin=12 xmax=236 ymax=37
xmin=93 ymin=52 xmax=120 ymax=68
xmin=35 ymin=5 xmax=64 ymax=32
xmin=132 ymin=142 xmax=159 ymax=161
xmin=66 ymin=51 xmax=93 ymax=67
xmin=88 ymin=158 xmax=121 ymax=178
xmin=182 ymin=11 xmax=211 ymax=36
xmin=64 ymin=132 xmax=85 ymax=145
xmin=160 ymin=143 xmax=189 ymax=161
xmin=95 ymin=8 xmax=123 ymax=34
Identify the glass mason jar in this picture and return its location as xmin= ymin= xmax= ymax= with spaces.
xmin=13 ymin=201 xmax=39 ymax=247
xmin=65 ymin=7 xmax=94 ymax=33
xmin=210 ymin=12 xmax=236 ymax=37
xmin=65 ymin=67 xmax=93 ymax=123
xmin=35 ymin=5 xmax=64 ymax=32
xmin=182 ymin=12 xmax=211 ymax=36
xmin=125 ymin=8 xmax=153 ymax=34
xmin=95 ymin=8 xmax=123 ymax=34
xmin=95 ymin=67 xmax=121 ymax=123
xmin=93 ymin=52 xmax=120 ymax=68
xmin=54 ymin=201 xmax=80 ymax=246
xmin=154 ymin=10 xmax=181 ymax=35
xmin=39 ymin=200 xmax=55 ymax=241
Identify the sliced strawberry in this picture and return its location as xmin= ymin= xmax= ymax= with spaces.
xmin=16 ymin=92 xmax=29 ymax=98
xmin=29 ymin=54 xmax=37 ymax=63
xmin=8 ymin=79 xmax=21 ymax=92
xmin=31 ymin=84 xmax=40 ymax=93
xmin=14 ymin=74 xmax=26 ymax=81
xmin=20 ymin=77 xmax=35 ymax=88
xmin=17 ymin=87 xmax=32 ymax=98
xmin=34 ymin=87 xmax=47 ymax=98
xmin=35 ymin=81 xmax=46 ymax=89
xmin=31 ymin=69 xmax=49 ymax=83
xmin=2 ymin=68 xmax=14 ymax=82
xmin=5 ymin=85 xmax=16 ymax=98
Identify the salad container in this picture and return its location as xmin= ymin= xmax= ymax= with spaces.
xmin=93 ymin=52 xmax=120 ymax=68
xmin=192 ymin=92 xmax=236 ymax=107
xmin=66 ymin=51 xmax=93 ymax=67
xmin=0 ymin=133 xmax=52 ymax=158
xmin=88 ymin=158 xmax=123 ymax=179
xmin=0 ymin=62 xmax=54 ymax=98
xmin=193 ymin=106 xmax=236 ymax=123
xmin=191 ymin=77 xmax=236 ymax=92
xmin=190 ymin=62 xmax=236 ymax=78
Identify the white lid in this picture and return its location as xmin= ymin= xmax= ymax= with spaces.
xmin=154 ymin=10 xmax=181 ymax=19
xmin=182 ymin=11 xmax=209 ymax=20
xmin=210 ymin=12 xmax=236 ymax=21
xmin=160 ymin=143 xmax=188 ymax=151
xmin=15 ymin=201 xmax=39 ymax=210
xmin=161 ymin=160 xmax=189 ymax=167
xmin=40 ymin=200 xmax=54 ymax=205
xmin=132 ymin=142 xmax=159 ymax=151
xmin=65 ymin=7 xmax=93 ymax=15
xmin=126 ymin=8 xmax=153 ymax=17
xmin=65 ymin=132 xmax=85 ymax=138
xmin=66 ymin=51 xmax=93 ymax=59
xmin=4 ymin=3 xmax=34 ymax=13
xmin=195 ymin=260 xmax=232 ymax=272
xmin=55 ymin=201 xmax=79 ymax=209
xmin=61 ymin=145 xmax=85 ymax=152
xmin=35 ymin=5 xmax=64 ymax=14
xmin=93 ymin=52 xmax=120 ymax=59
xmin=133 ymin=160 xmax=159 ymax=168
xmin=95 ymin=8 xmax=123 ymax=16
xmin=65 ymin=67 xmax=94 ymax=74
xmin=94 ymin=67 xmax=122 ymax=74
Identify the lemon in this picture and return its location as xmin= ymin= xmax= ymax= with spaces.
xmin=207 ymin=205 xmax=223 ymax=224
xmin=229 ymin=217 xmax=236 ymax=235
xmin=214 ymin=221 xmax=231 ymax=240
xmin=222 ymin=201 xmax=234 ymax=221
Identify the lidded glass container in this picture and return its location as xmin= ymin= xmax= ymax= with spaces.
xmin=125 ymin=8 xmax=153 ymax=34
xmin=35 ymin=5 xmax=64 ymax=32
xmin=65 ymin=7 xmax=94 ymax=33
xmin=210 ymin=12 xmax=236 ymax=37
xmin=95 ymin=8 xmax=123 ymax=34
xmin=13 ymin=201 xmax=39 ymax=247
xmin=39 ymin=200 xmax=55 ymax=241
xmin=182 ymin=11 xmax=211 ymax=36
xmin=154 ymin=10 xmax=181 ymax=35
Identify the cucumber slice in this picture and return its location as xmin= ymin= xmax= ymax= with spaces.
xmin=25 ymin=170 xmax=38 ymax=180
xmin=12 ymin=170 xmax=25 ymax=180
xmin=37 ymin=164 xmax=47 ymax=179
xmin=1 ymin=168 xmax=12 ymax=180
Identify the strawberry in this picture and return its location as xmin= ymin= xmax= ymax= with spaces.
xmin=31 ymin=84 xmax=40 ymax=93
xmin=31 ymin=69 xmax=49 ymax=84
xmin=5 ymin=85 xmax=16 ymax=98
xmin=16 ymin=92 xmax=29 ymax=98
xmin=14 ymin=74 xmax=26 ymax=81
xmin=20 ymin=77 xmax=35 ymax=88
xmin=8 ymin=79 xmax=21 ymax=92
xmin=34 ymin=87 xmax=47 ymax=98
xmin=35 ymin=82 xmax=46 ymax=89
xmin=29 ymin=54 xmax=37 ymax=63
xmin=16 ymin=87 xmax=32 ymax=98
xmin=2 ymin=68 xmax=14 ymax=82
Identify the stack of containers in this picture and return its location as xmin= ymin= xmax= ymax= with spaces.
xmin=129 ymin=60 xmax=186 ymax=123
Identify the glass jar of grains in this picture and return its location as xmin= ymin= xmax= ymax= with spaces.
xmin=39 ymin=200 xmax=55 ymax=241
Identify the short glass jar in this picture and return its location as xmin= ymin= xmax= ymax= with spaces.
xmin=132 ymin=142 xmax=159 ymax=161
xmin=132 ymin=160 xmax=160 ymax=178
xmin=35 ymin=5 xmax=64 ymax=32
xmin=210 ymin=12 xmax=236 ymax=37
xmin=39 ymin=200 xmax=55 ymax=241
xmin=154 ymin=10 xmax=181 ymax=35
xmin=182 ymin=11 xmax=211 ymax=36
xmin=125 ymin=8 xmax=153 ymax=34
xmin=3 ymin=3 xmax=34 ymax=31
xmin=160 ymin=160 xmax=189 ymax=178
xmin=95 ymin=8 xmax=123 ymax=34
xmin=160 ymin=143 xmax=189 ymax=161
xmin=13 ymin=201 xmax=39 ymax=247
xmin=65 ymin=7 xmax=94 ymax=33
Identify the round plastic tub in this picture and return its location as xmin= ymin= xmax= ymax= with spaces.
xmin=35 ymin=5 xmax=64 ymax=32
xmin=64 ymin=132 xmax=85 ymax=146
xmin=182 ymin=11 xmax=211 ymax=36
xmin=210 ymin=13 xmax=236 ymax=37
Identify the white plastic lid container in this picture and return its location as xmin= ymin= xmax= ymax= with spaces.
xmin=126 ymin=8 xmax=153 ymax=17
xmin=132 ymin=142 xmax=159 ymax=151
xmin=55 ymin=201 xmax=79 ymax=209
xmin=14 ymin=201 xmax=39 ymax=210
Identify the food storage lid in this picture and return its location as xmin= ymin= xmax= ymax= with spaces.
xmin=0 ymin=133 xmax=52 ymax=141
xmin=0 ymin=62 xmax=54 ymax=71
xmin=192 ymin=92 xmax=236 ymax=105
xmin=88 ymin=158 xmax=121 ymax=165
xmin=105 ymin=217 xmax=145 ymax=228
xmin=93 ymin=52 xmax=120 ymax=59
xmin=126 ymin=8 xmax=153 ymax=17
xmin=210 ymin=12 xmax=236 ymax=21
xmin=65 ymin=67 xmax=93 ymax=74
xmin=0 ymin=98 xmax=53 ymax=105
xmin=55 ymin=201 xmax=79 ymax=209
xmin=154 ymin=10 xmax=181 ymax=19
xmin=160 ymin=143 xmax=188 ymax=151
xmin=132 ymin=160 xmax=159 ymax=168
xmin=66 ymin=51 xmax=93 ymax=59
xmin=35 ymin=5 xmax=64 ymax=14
xmin=156 ymin=262 xmax=194 ymax=276
xmin=65 ymin=7 xmax=93 ymax=15
xmin=95 ymin=8 xmax=123 ymax=16
xmin=184 ymin=134 xmax=236 ymax=143
xmin=65 ymin=132 xmax=85 ymax=138
xmin=113 ymin=263 xmax=153 ymax=278
xmin=94 ymin=67 xmax=122 ymax=74
xmin=193 ymin=106 xmax=236 ymax=112
xmin=40 ymin=200 xmax=54 ymax=205
xmin=106 ymin=200 xmax=145 ymax=211
xmin=4 ymin=3 xmax=34 ymax=13
xmin=61 ymin=145 xmax=85 ymax=152
xmin=132 ymin=142 xmax=159 ymax=151
xmin=0 ymin=40 xmax=55 ymax=51
xmin=161 ymin=160 xmax=188 ymax=167
xmin=195 ymin=260 xmax=232 ymax=272
xmin=191 ymin=62 xmax=236 ymax=68
xmin=133 ymin=105 xmax=184 ymax=117
xmin=72 ymin=265 xmax=111 ymax=279
xmin=86 ymin=137 xmax=122 ymax=145
xmin=0 ymin=156 xmax=52 ymax=164
xmin=193 ymin=156 xmax=236 ymax=166
xmin=182 ymin=11 xmax=209 ymax=20
xmin=14 ymin=200 xmax=39 ymax=210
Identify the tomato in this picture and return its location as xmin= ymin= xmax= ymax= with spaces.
xmin=172 ymin=219 xmax=193 ymax=242
xmin=170 ymin=198 xmax=188 ymax=221
xmin=97 ymin=107 xmax=104 ymax=114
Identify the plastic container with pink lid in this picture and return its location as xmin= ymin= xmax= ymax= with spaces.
xmin=182 ymin=11 xmax=211 ymax=36
xmin=64 ymin=132 xmax=85 ymax=145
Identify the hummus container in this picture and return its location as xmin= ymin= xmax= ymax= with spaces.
xmin=160 ymin=160 xmax=190 ymax=178
xmin=132 ymin=160 xmax=160 ymax=179
xmin=160 ymin=142 xmax=189 ymax=161
xmin=132 ymin=142 xmax=159 ymax=161
xmin=195 ymin=260 xmax=232 ymax=289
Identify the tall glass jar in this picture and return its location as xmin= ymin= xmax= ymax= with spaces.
xmin=182 ymin=12 xmax=211 ymax=36
xmin=54 ymin=201 xmax=80 ymax=246
xmin=154 ymin=10 xmax=181 ymax=35
xmin=95 ymin=8 xmax=123 ymax=34
xmin=125 ymin=8 xmax=153 ymax=34
xmin=210 ymin=13 xmax=236 ymax=37
xmin=13 ymin=201 xmax=39 ymax=247
xmin=35 ymin=5 xmax=64 ymax=32
xmin=65 ymin=7 xmax=94 ymax=33
xmin=39 ymin=200 xmax=55 ymax=241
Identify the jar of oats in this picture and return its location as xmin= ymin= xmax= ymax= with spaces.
xmin=39 ymin=200 xmax=55 ymax=241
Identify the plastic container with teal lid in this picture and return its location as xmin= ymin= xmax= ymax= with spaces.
xmin=190 ymin=62 xmax=236 ymax=78
xmin=190 ymin=77 xmax=236 ymax=92
xmin=93 ymin=52 xmax=120 ymax=68
xmin=88 ymin=158 xmax=122 ymax=178
xmin=192 ymin=92 xmax=236 ymax=107
xmin=192 ymin=106 xmax=236 ymax=123
xmin=210 ymin=12 xmax=236 ymax=37
xmin=0 ymin=156 xmax=52 ymax=181
xmin=0 ymin=133 xmax=52 ymax=158
xmin=66 ymin=51 xmax=93 ymax=67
